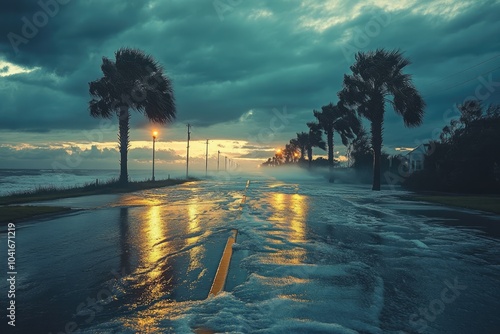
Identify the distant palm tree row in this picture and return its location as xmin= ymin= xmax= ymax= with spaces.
xmin=263 ymin=49 xmax=425 ymax=190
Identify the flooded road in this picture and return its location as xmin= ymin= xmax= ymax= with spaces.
xmin=1 ymin=175 xmax=499 ymax=333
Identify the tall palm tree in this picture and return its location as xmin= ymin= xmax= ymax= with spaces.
xmin=313 ymin=102 xmax=360 ymax=171
xmin=89 ymin=48 xmax=176 ymax=184
xmin=339 ymin=49 xmax=425 ymax=190
xmin=306 ymin=122 xmax=326 ymax=167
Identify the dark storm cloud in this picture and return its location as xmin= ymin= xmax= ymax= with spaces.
xmin=0 ymin=0 xmax=499 ymax=150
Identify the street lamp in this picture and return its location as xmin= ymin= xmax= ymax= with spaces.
xmin=152 ymin=131 xmax=158 ymax=181
xmin=217 ymin=150 xmax=220 ymax=171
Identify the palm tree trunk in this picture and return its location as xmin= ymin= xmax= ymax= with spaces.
xmin=371 ymin=119 xmax=383 ymax=191
xmin=327 ymin=130 xmax=334 ymax=167
xmin=118 ymin=108 xmax=130 ymax=184
xmin=327 ymin=129 xmax=334 ymax=182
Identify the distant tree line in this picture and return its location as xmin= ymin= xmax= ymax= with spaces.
xmin=403 ymin=100 xmax=500 ymax=193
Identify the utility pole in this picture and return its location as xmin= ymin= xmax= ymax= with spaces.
xmin=205 ymin=139 xmax=209 ymax=177
xmin=152 ymin=131 xmax=157 ymax=181
xmin=186 ymin=123 xmax=191 ymax=179
xmin=225 ymin=156 xmax=227 ymax=171
xmin=217 ymin=150 xmax=220 ymax=171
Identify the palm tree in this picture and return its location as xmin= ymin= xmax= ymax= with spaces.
xmin=313 ymin=102 xmax=360 ymax=172
xmin=350 ymin=127 xmax=373 ymax=169
xmin=283 ymin=144 xmax=295 ymax=163
xmin=339 ymin=49 xmax=425 ymax=190
xmin=89 ymin=48 xmax=176 ymax=184
xmin=294 ymin=133 xmax=309 ymax=160
xmin=306 ymin=122 xmax=326 ymax=167
xmin=288 ymin=139 xmax=301 ymax=162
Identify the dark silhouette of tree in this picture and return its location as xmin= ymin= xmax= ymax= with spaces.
xmin=262 ymin=158 xmax=273 ymax=167
xmin=294 ymin=133 xmax=309 ymax=160
xmin=458 ymin=99 xmax=483 ymax=126
xmin=440 ymin=125 xmax=455 ymax=143
xmin=306 ymin=122 xmax=326 ymax=168
xmin=351 ymin=127 xmax=373 ymax=169
xmin=339 ymin=49 xmax=425 ymax=190
xmin=275 ymin=148 xmax=284 ymax=165
xmin=405 ymin=100 xmax=500 ymax=193
xmin=89 ymin=48 xmax=176 ymax=184
xmin=283 ymin=143 xmax=298 ymax=163
xmin=313 ymin=102 xmax=360 ymax=173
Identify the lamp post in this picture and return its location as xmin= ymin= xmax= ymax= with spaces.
xmin=152 ymin=131 xmax=158 ymax=181
xmin=186 ymin=124 xmax=191 ymax=179
xmin=217 ymin=150 xmax=220 ymax=171
xmin=205 ymin=139 xmax=209 ymax=177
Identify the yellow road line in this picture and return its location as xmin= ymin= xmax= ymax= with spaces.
xmin=208 ymin=229 xmax=238 ymax=297
xmin=196 ymin=181 xmax=250 ymax=332
xmin=239 ymin=180 xmax=250 ymax=210
xmin=208 ymin=180 xmax=250 ymax=297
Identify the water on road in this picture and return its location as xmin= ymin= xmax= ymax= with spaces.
xmin=1 ymin=173 xmax=499 ymax=333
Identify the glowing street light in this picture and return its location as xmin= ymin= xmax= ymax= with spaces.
xmin=152 ymin=131 xmax=158 ymax=181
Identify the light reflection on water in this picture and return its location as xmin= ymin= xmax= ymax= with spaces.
xmin=265 ymin=191 xmax=309 ymax=265
xmin=187 ymin=197 xmax=205 ymax=274
xmin=123 ymin=204 xmax=174 ymax=333
xmin=118 ymin=187 xmax=217 ymax=333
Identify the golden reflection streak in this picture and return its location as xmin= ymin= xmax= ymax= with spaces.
xmin=290 ymin=193 xmax=306 ymax=242
xmin=112 ymin=194 xmax=162 ymax=207
xmin=187 ymin=198 xmax=205 ymax=272
xmin=145 ymin=205 xmax=166 ymax=297
xmin=268 ymin=191 xmax=308 ymax=264
xmin=288 ymin=193 xmax=307 ymax=264
xmin=125 ymin=205 xmax=170 ymax=333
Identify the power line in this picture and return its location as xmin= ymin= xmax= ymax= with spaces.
xmin=426 ymin=64 xmax=500 ymax=97
xmin=428 ymin=54 xmax=500 ymax=86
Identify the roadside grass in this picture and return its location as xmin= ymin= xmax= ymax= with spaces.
xmin=0 ymin=206 xmax=73 ymax=225
xmin=410 ymin=195 xmax=500 ymax=214
xmin=0 ymin=178 xmax=192 ymax=205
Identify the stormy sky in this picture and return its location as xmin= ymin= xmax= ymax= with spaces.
xmin=0 ymin=0 xmax=499 ymax=170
